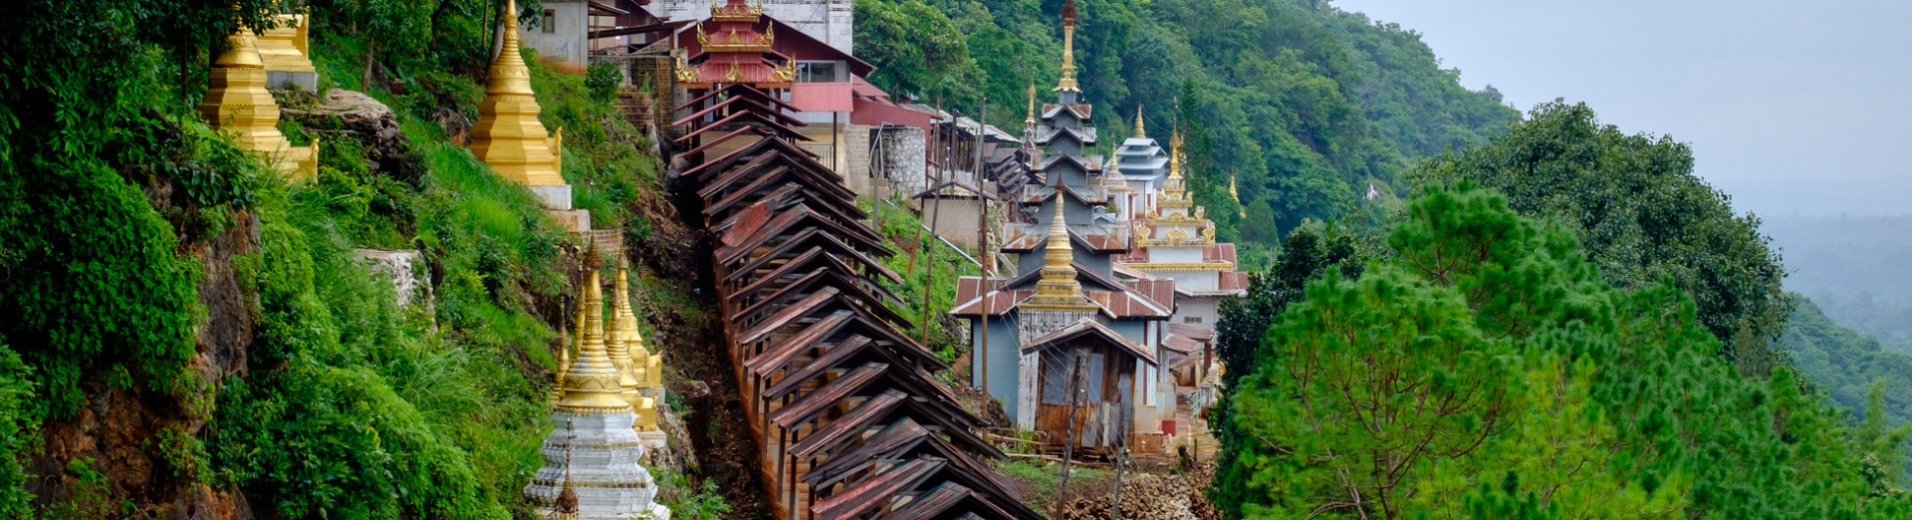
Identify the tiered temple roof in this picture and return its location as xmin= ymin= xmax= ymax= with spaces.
xmin=950 ymin=0 xmax=1175 ymax=445
xmin=1111 ymin=110 xmax=1168 ymax=200
xmin=675 ymin=0 xmax=795 ymax=89
xmin=1118 ymin=129 xmax=1246 ymax=293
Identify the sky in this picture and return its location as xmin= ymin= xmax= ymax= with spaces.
xmin=1332 ymin=0 xmax=1912 ymax=217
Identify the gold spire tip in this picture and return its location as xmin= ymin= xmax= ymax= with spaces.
xmin=1054 ymin=0 xmax=1080 ymax=92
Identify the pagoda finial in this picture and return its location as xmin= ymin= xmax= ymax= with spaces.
xmin=1025 ymin=83 xmax=1038 ymax=125
xmin=1132 ymin=107 xmax=1146 ymax=139
xmin=1023 ymin=180 xmax=1097 ymax=311
xmin=555 ymin=243 xmax=633 ymax=413
xmin=1044 ymin=184 xmax=1073 ymax=271
xmin=1233 ymin=173 xmax=1245 ymax=218
xmin=554 ymin=433 xmax=579 ymax=520
xmin=472 ymin=0 xmax=566 ymax=188
xmin=1054 ymin=0 xmax=1080 ymax=93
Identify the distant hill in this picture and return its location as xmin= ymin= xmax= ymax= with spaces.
xmin=1766 ymin=215 xmax=1912 ymax=353
xmin=1781 ymin=294 xmax=1912 ymax=428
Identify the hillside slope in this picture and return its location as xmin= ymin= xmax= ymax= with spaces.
xmin=0 ymin=1 xmax=730 ymax=516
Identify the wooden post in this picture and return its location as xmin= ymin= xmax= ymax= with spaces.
xmin=1111 ymin=444 xmax=1126 ymax=520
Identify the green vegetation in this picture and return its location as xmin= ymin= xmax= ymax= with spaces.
xmin=1214 ymin=185 xmax=1911 ymax=519
xmin=0 ymin=0 xmax=294 ymax=513
xmin=655 ymin=471 xmax=734 ymax=520
xmin=855 ymin=0 xmax=1519 ymax=248
xmin=1412 ymin=101 xmax=1789 ymax=363
xmin=0 ymin=0 xmax=678 ymax=515
xmin=1782 ymin=295 xmax=1912 ymax=438
xmin=865 ymin=195 xmax=981 ymax=363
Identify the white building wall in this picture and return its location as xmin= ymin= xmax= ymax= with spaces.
xmin=1150 ymin=248 xmax=1206 ymax=264
xmin=1173 ymin=297 xmax=1222 ymax=327
xmin=655 ymin=0 xmax=855 ymax=53
xmin=520 ymin=1 xmax=590 ymax=66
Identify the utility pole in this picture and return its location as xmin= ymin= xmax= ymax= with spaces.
xmin=1055 ymin=352 xmax=1087 ymax=519
xmin=920 ymin=110 xmax=946 ymax=348
xmin=976 ymin=94 xmax=990 ymax=393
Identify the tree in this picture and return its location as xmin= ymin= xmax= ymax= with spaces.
xmin=1410 ymin=101 xmax=1788 ymax=363
xmin=1214 ymin=185 xmax=1911 ymax=519
xmin=854 ymin=0 xmax=979 ymax=102
xmin=1209 ymin=226 xmax=1364 ymax=514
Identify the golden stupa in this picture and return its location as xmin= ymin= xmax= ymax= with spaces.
xmin=617 ymin=272 xmax=663 ymax=394
xmin=609 ymin=264 xmax=659 ymax=432
xmin=1022 ymin=201 xmax=1099 ymax=312
xmin=256 ymin=12 xmax=317 ymax=91
xmin=471 ymin=0 xmax=567 ymax=190
xmin=555 ymin=251 xmax=634 ymax=414
xmin=199 ymin=28 xmax=318 ymax=181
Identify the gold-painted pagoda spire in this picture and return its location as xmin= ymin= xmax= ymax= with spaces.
xmin=199 ymin=27 xmax=318 ymax=181
xmin=1022 ymin=83 xmax=1040 ymax=168
xmin=1232 ymin=173 xmax=1244 ymax=218
xmin=1054 ymin=0 xmax=1080 ymax=93
xmin=1168 ymin=126 xmax=1184 ymax=180
xmin=1153 ymin=126 xmax=1194 ymax=212
xmin=1023 ymin=195 xmax=1098 ymax=311
xmin=472 ymin=0 xmax=566 ymax=188
xmin=1025 ymin=83 xmax=1038 ymax=126
xmin=555 ymin=246 xmax=633 ymax=414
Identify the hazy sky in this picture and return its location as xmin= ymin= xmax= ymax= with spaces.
xmin=1333 ymin=0 xmax=1912 ymax=217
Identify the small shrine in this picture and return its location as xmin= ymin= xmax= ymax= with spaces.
xmin=199 ymin=27 xmax=318 ymax=181
xmin=525 ymin=251 xmax=670 ymax=519
xmin=471 ymin=0 xmax=585 ymax=231
xmin=256 ymin=12 xmax=318 ymax=92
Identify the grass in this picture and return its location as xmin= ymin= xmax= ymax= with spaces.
xmin=997 ymin=458 xmax=1114 ymax=514
xmin=864 ymin=194 xmax=982 ymax=365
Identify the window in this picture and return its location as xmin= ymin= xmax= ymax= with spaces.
xmin=1184 ymin=316 xmax=1203 ymax=324
xmin=542 ymin=9 xmax=556 ymax=33
xmin=796 ymin=61 xmax=842 ymax=83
